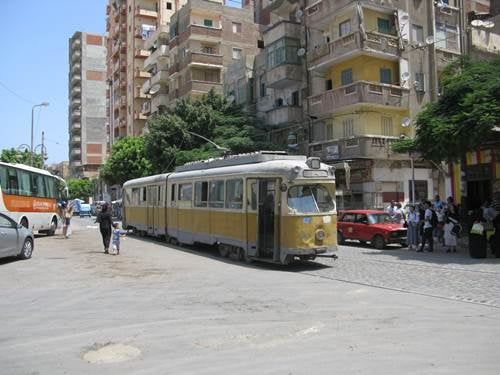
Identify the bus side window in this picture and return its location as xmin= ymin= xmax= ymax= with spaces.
xmin=7 ymin=167 xmax=19 ymax=195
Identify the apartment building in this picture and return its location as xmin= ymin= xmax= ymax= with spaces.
xmin=68 ymin=32 xmax=108 ymax=178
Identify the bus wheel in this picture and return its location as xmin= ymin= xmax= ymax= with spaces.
xmin=218 ymin=244 xmax=229 ymax=258
xmin=48 ymin=217 xmax=57 ymax=236
xmin=20 ymin=217 xmax=28 ymax=229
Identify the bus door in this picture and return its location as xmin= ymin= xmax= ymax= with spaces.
xmin=147 ymin=186 xmax=156 ymax=235
xmin=257 ymin=179 xmax=279 ymax=260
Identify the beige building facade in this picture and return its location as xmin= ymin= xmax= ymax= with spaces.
xmin=68 ymin=32 xmax=108 ymax=178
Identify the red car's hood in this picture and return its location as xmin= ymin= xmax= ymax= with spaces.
xmin=371 ymin=223 xmax=405 ymax=231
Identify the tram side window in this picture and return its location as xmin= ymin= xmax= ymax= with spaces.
xmin=225 ymin=179 xmax=243 ymax=210
xmin=132 ymin=188 xmax=140 ymax=205
xmin=179 ymin=183 xmax=193 ymax=201
xmin=171 ymin=184 xmax=176 ymax=202
xmin=209 ymin=180 xmax=224 ymax=208
xmin=141 ymin=188 xmax=147 ymax=205
xmin=194 ymin=181 xmax=208 ymax=207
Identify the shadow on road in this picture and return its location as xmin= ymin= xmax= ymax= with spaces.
xmin=126 ymin=233 xmax=333 ymax=271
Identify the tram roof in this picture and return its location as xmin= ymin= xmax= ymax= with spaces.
xmin=123 ymin=173 xmax=170 ymax=188
xmin=174 ymin=151 xmax=306 ymax=173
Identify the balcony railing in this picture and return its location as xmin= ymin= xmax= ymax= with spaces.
xmin=266 ymin=63 xmax=303 ymax=89
xmin=134 ymin=69 xmax=151 ymax=79
xmin=308 ymin=81 xmax=408 ymax=116
xmin=178 ymin=80 xmax=223 ymax=98
xmin=134 ymin=111 xmax=148 ymax=120
xmin=305 ymin=0 xmax=400 ymax=29
xmin=265 ymin=106 xmax=303 ymax=127
xmin=134 ymin=6 xmax=158 ymax=19
xmin=309 ymin=135 xmax=401 ymax=162
xmin=308 ymin=31 xmax=400 ymax=70
xmin=150 ymin=70 xmax=170 ymax=87
xmin=262 ymin=0 xmax=300 ymax=18
xmin=180 ymin=51 xmax=223 ymax=70
xmin=171 ymin=24 xmax=222 ymax=48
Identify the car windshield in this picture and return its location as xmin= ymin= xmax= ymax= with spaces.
xmin=367 ymin=213 xmax=395 ymax=224
xmin=287 ymin=184 xmax=335 ymax=214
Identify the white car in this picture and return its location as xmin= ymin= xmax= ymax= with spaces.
xmin=0 ymin=212 xmax=34 ymax=260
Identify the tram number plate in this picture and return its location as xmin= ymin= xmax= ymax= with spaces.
xmin=303 ymin=169 xmax=328 ymax=177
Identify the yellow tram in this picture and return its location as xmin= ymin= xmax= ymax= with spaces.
xmin=122 ymin=152 xmax=337 ymax=264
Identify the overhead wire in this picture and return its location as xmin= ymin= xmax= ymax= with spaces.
xmin=0 ymin=80 xmax=35 ymax=105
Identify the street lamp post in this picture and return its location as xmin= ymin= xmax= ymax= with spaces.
xmin=30 ymin=102 xmax=49 ymax=166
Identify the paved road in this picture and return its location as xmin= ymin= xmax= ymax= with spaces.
xmin=0 ymin=217 xmax=498 ymax=375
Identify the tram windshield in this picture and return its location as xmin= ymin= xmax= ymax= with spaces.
xmin=287 ymin=184 xmax=335 ymax=214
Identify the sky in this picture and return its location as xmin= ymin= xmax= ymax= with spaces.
xmin=0 ymin=0 xmax=107 ymax=164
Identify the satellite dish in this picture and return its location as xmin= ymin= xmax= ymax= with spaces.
xmin=401 ymin=117 xmax=411 ymax=127
xmin=425 ymin=36 xmax=435 ymax=45
xmin=149 ymin=84 xmax=161 ymax=95
xmin=297 ymin=48 xmax=306 ymax=57
xmin=483 ymin=20 xmax=495 ymax=29
xmin=295 ymin=9 xmax=303 ymax=20
xmin=470 ymin=19 xmax=484 ymax=27
xmin=401 ymin=72 xmax=410 ymax=81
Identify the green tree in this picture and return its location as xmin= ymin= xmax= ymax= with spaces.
xmin=100 ymin=136 xmax=152 ymax=186
xmin=67 ymin=178 xmax=94 ymax=200
xmin=0 ymin=148 xmax=44 ymax=169
xmin=392 ymin=57 xmax=500 ymax=161
xmin=144 ymin=89 xmax=271 ymax=173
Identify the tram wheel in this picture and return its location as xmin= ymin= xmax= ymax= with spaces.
xmin=218 ymin=244 xmax=229 ymax=258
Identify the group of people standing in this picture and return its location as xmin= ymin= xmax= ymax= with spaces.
xmin=95 ymin=202 xmax=127 ymax=255
xmin=386 ymin=195 xmax=460 ymax=253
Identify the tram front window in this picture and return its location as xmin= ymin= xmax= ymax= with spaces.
xmin=287 ymin=185 xmax=335 ymax=214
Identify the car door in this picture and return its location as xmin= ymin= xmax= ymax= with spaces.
xmin=340 ymin=213 xmax=356 ymax=240
xmin=0 ymin=214 xmax=19 ymax=257
xmin=354 ymin=213 xmax=370 ymax=242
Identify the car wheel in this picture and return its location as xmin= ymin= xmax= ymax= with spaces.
xmin=337 ymin=231 xmax=345 ymax=245
xmin=18 ymin=238 xmax=33 ymax=260
xmin=47 ymin=217 xmax=57 ymax=236
xmin=20 ymin=217 xmax=28 ymax=229
xmin=372 ymin=235 xmax=385 ymax=250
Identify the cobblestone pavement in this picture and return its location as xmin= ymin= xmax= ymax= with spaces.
xmin=305 ymin=240 xmax=500 ymax=308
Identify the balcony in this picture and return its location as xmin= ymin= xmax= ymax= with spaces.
xmin=70 ymin=148 xmax=82 ymax=157
xmin=151 ymin=93 xmax=170 ymax=113
xmin=144 ymin=24 xmax=169 ymax=50
xmin=71 ymin=63 xmax=81 ymax=73
xmin=310 ymin=135 xmax=401 ymax=162
xmin=120 ymin=96 xmax=127 ymax=107
xmin=308 ymin=31 xmax=400 ymax=71
xmin=134 ymin=111 xmax=148 ymax=120
xmin=71 ymin=98 xmax=81 ymax=108
xmin=435 ymin=48 xmax=461 ymax=72
xmin=178 ymin=80 xmax=223 ymax=98
xmin=266 ymin=63 xmax=302 ymax=89
xmin=71 ymin=122 xmax=81 ymax=133
xmin=305 ymin=0 xmax=400 ymax=29
xmin=308 ymin=81 xmax=408 ymax=117
xmin=181 ymin=51 xmax=223 ymax=70
xmin=71 ymin=161 xmax=82 ymax=167
xmin=265 ymin=106 xmax=303 ymax=127
xmin=71 ymin=109 xmax=81 ymax=118
xmin=135 ymin=48 xmax=151 ymax=58
xmin=135 ymin=86 xmax=150 ymax=99
xmin=169 ymin=62 xmax=179 ymax=76
xmin=262 ymin=0 xmax=300 ymax=19
xmin=150 ymin=70 xmax=170 ymax=88
xmin=134 ymin=6 xmax=158 ymax=19
xmin=71 ymin=38 xmax=81 ymax=50
xmin=171 ymin=24 xmax=222 ymax=48
xmin=141 ymin=101 xmax=151 ymax=115
xmin=71 ymin=135 xmax=81 ymax=144
xmin=71 ymin=50 xmax=81 ymax=62
xmin=263 ymin=20 xmax=302 ymax=46
xmin=70 ymin=74 xmax=81 ymax=86
xmin=134 ymin=69 xmax=151 ymax=79
xmin=144 ymin=44 xmax=169 ymax=71
xmin=71 ymin=86 xmax=81 ymax=97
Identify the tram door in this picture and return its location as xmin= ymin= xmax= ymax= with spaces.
xmin=147 ymin=186 xmax=156 ymax=235
xmin=257 ymin=179 xmax=279 ymax=259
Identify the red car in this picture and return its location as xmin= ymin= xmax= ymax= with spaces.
xmin=337 ymin=210 xmax=407 ymax=249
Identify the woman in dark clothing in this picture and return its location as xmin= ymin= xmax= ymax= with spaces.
xmin=96 ymin=203 xmax=113 ymax=254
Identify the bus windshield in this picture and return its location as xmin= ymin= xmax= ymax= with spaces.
xmin=287 ymin=184 xmax=335 ymax=214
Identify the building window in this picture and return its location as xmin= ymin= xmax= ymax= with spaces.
xmin=341 ymin=69 xmax=353 ymax=86
xmin=257 ymin=40 xmax=264 ymax=49
xmin=232 ymin=48 xmax=242 ymax=60
xmin=325 ymin=79 xmax=333 ymax=91
xmin=377 ymin=18 xmax=391 ymax=34
xmin=166 ymin=2 xmax=172 ymax=10
xmin=343 ymin=119 xmax=354 ymax=138
xmin=326 ymin=123 xmax=333 ymax=139
xmin=411 ymin=24 xmax=423 ymax=43
xmin=339 ymin=20 xmax=351 ymax=37
xmin=381 ymin=117 xmax=393 ymax=136
xmin=201 ymin=45 xmax=215 ymax=54
xmin=232 ymin=22 xmax=242 ymax=33
xmin=203 ymin=19 xmax=213 ymax=27
xmin=265 ymin=37 xmax=299 ymax=68
xmin=291 ymin=91 xmax=299 ymax=106
xmin=380 ymin=68 xmax=392 ymax=84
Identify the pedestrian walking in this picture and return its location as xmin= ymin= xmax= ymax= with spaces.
xmin=418 ymin=201 xmax=434 ymax=252
xmin=57 ymin=200 xmax=74 ymax=239
xmin=96 ymin=202 xmax=113 ymax=254
xmin=111 ymin=222 xmax=128 ymax=255
xmin=443 ymin=216 xmax=458 ymax=253
xmin=406 ymin=204 xmax=420 ymax=250
xmin=393 ymin=202 xmax=405 ymax=225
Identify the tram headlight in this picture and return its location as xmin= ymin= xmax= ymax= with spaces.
xmin=315 ymin=229 xmax=326 ymax=241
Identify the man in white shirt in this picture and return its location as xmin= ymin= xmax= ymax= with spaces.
xmin=418 ymin=201 xmax=434 ymax=252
